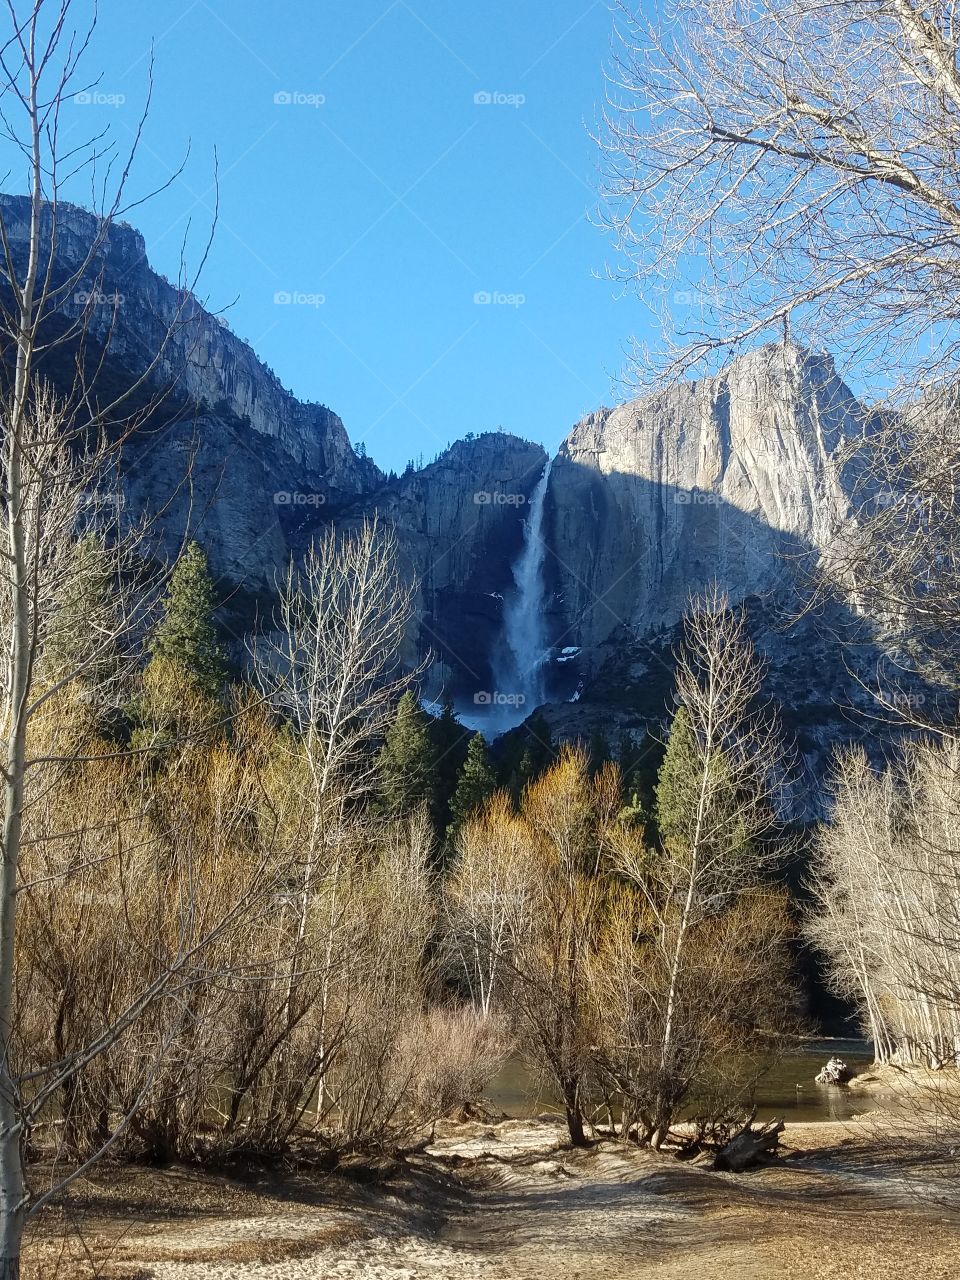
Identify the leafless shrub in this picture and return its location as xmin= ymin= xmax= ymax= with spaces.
xmin=809 ymin=736 xmax=960 ymax=1071
xmin=397 ymin=1006 xmax=511 ymax=1123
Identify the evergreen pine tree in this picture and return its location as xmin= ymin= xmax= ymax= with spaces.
xmin=510 ymin=745 xmax=535 ymax=802
xmin=654 ymin=706 xmax=701 ymax=847
xmin=587 ymin=728 xmax=611 ymax=776
xmin=618 ymin=730 xmax=661 ymax=829
xmin=429 ymin=697 xmax=469 ymax=827
xmin=501 ymin=712 xmax=555 ymax=798
xmin=148 ymin=542 xmax=227 ymax=698
xmin=448 ymin=732 xmax=497 ymax=837
xmin=525 ymin=713 xmax=555 ymax=773
xmin=655 ymin=705 xmax=751 ymax=859
xmin=377 ymin=690 xmax=437 ymax=816
xmin=617 ymin=731 xmax=635 ymax=774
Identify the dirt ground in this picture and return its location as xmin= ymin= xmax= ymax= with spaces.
xmin=23 ymin=1116 xmax=960 ymax=1280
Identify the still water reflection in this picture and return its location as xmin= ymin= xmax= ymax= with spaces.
xmin=487 ymin=1039 xmax=876 ymax=1124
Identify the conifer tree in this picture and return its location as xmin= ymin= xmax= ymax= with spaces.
xmin=377 ymin=690 xmax=437 ymax=816
xmin=655 ymin=703 xmax=755 ymax=869
xmin=429 ymin=698 xmax=469 ymax=827
xmin=448 ymin=732 xmax=497 ymax=837
xmin=43 ymin=533 xmax=115 ymax=693
xmin=502 ymin=712 xmax=554 ymax=798
xmin=587 ymin=728 xmax=611 ymax=777
xmin=148 ymin=542 xmax=227 ymax=698
xmin=654 ymin=706 xmax=701 ymax=848
xmin=616 ymin=731 xmax=661 ymax=832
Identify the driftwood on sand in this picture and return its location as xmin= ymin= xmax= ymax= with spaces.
xmin=714 ymin=1111 xmax=784 ymax=1172
xmin=815 ymin=1057 xmax=852 ymax=1086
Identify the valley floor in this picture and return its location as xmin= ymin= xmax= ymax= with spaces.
xmin=25 ymin=1118 xmax=960 ymax=1280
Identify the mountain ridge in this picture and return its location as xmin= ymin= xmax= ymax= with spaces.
xmin=2 ymin=194 xmax=941 ymax=787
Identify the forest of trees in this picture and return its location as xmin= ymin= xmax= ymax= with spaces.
xmin=18 ymin=540 xmax=802 ymax=1172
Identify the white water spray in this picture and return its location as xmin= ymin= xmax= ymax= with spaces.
xmin=495 ymin=459 xmax=553 ymax=719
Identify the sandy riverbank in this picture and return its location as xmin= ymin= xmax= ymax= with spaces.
xmin=23 ymin=1115 xmax=960 ymax=1280
xmin=848 ymin=1060 xmax=960 ymax=1098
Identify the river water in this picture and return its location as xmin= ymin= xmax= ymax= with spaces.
xmin=488 ymin=1038 xmax=876 ymax=1124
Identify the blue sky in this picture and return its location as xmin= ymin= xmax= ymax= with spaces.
xmin=32 ymin=1 xmax=653 ymax=473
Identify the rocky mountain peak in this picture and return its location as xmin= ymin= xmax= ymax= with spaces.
xmin=546 ymin=340 xmax=864 ymax=654
xmin=0 ymin=193 xmax=379 ymax=491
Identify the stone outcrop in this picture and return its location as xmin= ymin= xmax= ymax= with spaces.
xmin=340 ymin=434 xmax=548 ymax=688
xmin=0 ymin=196 xmax=548 ymax=667
xmin=0 ymin=195 xmax=382 ymax=605
xmin=0 ymin=194 xmax=375 ymax=485
xmin=546 ymin=343 xmax=863 ymax=654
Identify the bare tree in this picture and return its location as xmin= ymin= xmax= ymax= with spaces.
xmin=588 ymin=874 xmax=796 ymax=1148
xmin=250 ymin=520 xmax=417 ymax=1121
xmin=809 ymin=735 xmax=960 ymax=1070
xmin=443 ymin=790 xmax=533 ymax=1018
xmin=447 ymin=649 xmax=795 ymax=1152
xmin=254 ymin=519 xmax=416 ymax=806
xmin=0 ymin=3 xmax=211 ymax=1271
xmin=601 ymin=0 xmax=960 ymax=389
xmin=447 ymin=750 xmax=620 ymax=1147
xmin=613 ymin=590 xmax=792 ymax=1146
xmin=827 ymin=392 xmax=960 ymax=683
xmin=601 ymin=1 xmax=960 ymax=679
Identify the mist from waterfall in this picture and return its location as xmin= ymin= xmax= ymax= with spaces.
xmin=492 ymin=459 xmax=553 ymax=728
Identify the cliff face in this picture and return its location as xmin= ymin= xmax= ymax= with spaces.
xmin=546 ymin=344 xmax=862 ymax=654
xmin=0 ymin=195 xmax=375 ymax=486
xmin=0 ymin=195 xmax=385 ymax=602
xmin=525 ymin=344 xmax=930 ymax=819
xmin=340 ymin=434 xmax=549 ymax=689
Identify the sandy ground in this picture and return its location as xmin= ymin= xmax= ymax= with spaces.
xmin=23 ymin=1116 xmax=960 ymax=1280
xmin=848 ymin=1061 xmax=960 ymax=1100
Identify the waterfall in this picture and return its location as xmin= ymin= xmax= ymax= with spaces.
xmin=495 ymin=459 xmax=553 ymax=718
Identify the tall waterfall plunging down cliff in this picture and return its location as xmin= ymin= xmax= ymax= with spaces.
xmin=494 ymin=459 xmax=553 ymax=725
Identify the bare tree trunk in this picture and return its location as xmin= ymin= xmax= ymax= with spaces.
xmin=562 ymin=1078 xmax=587 ymax=1147
xmin=0 ymin=59 xmax=45 ymax=1263
xmin=0 ymin=528 xmax=29 ymax=1275
xmin=0 ymin=0 xmax=217 ymax=1251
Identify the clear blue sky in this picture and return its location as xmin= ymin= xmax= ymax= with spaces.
xmin=45 ymin=1 xmax=648 ymax=473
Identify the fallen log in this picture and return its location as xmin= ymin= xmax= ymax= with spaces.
xmin=714 ymin=1111 xmax=784 ymax=1172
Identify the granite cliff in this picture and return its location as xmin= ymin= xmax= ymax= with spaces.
xmin=0 ymin=196 xmax=544 ymax=645
xmin=339 ymin=434 xmax=548 ymax=688
xmin=544 ymin=343 xmax=862 ymax=660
